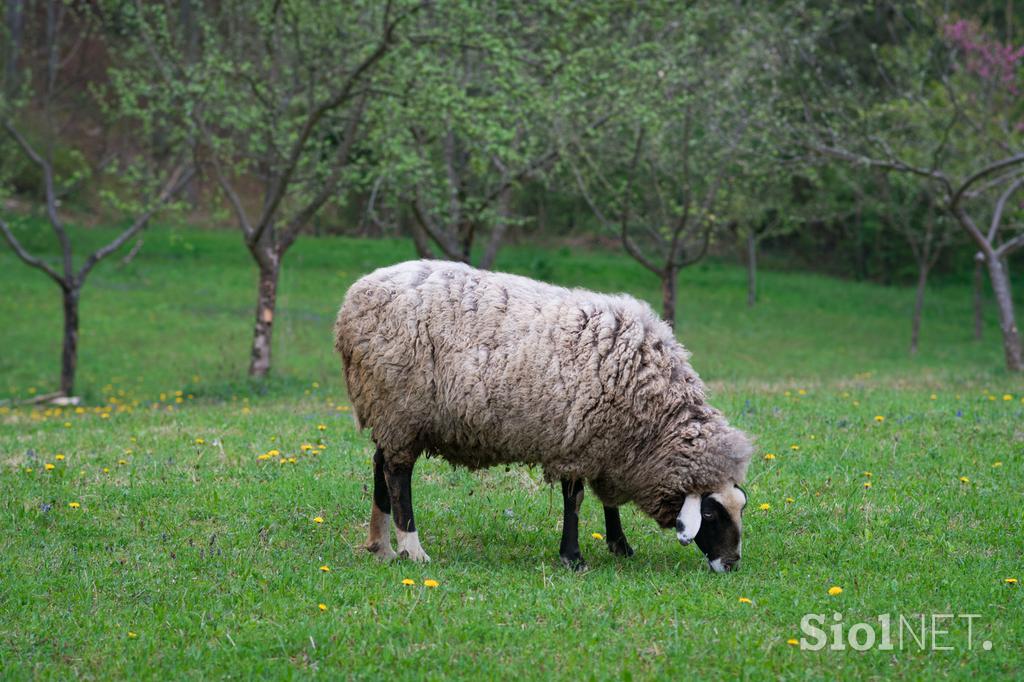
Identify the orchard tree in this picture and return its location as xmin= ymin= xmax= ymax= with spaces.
xmin=129 ymin=0 xmax=423 ymax=378
xmin=0 ymin=1 xmax=193 ymax=398
xmin=368 ymin=3 xmax=619 ymax=268
xmin=798 ymin=5 xmax=1024 ymax=370
xmin=565 ymin=4 xmax=780 ymax=329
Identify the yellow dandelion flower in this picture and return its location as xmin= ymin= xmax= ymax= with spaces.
xmin=992 ymin=461 xmax=1003 ymax=468
xmin=319 ymin=565 xmax=330 ymax=572
xmin=64 ymin=422 xmax=72 ymax=428
xmin=287 ymin=457 xmax=297 ymax=464
xmin=738 ymin=597 xmax=752 ymax=604
xmin=103 ymin=467 xmax=110 ymax=473
xmin=797 ymin=389 xmax=807 ymax=396
xmin=44 ymin=463 xmax=55 ymax=471
xmin=785 ymin=497 xmax=795 ymax=503
xmin=24 ymin=468 xmax=33 ymax=473
xmin=55 ymin=454 xmax=65 ymax=461
xmin=68 ymin=502 xmax=80 ymax=509
xmin=863 ymin=482 xmax=872 ymax=489
xmin=764 ymin=453 xmax=776 ymax=460
xmin=1004 ymin=578 xmax=1018 ymax=585
xmin=195 ymin=438 xmax=205 ymax=445
xmin=930 ymin=394 xmax=937 ymax=400
xmin=318 ymin=603 xmax=328 ymax=611
xmin=1003 ymin=394 xmax=1013 ymax=401
xmin=423 ymin=579 xmax=439 ymax=588
xmin=874 ymin=415 xmax=885 ymax=422
xmin=314 ymin=517 xmax=324 ymax=524
xmin=828 ymin=586 xmax=843 ymax=596
xmin=127 ymin=631 xmax=138 ymax=639
xmin=402 ymin=578 xmax=416 ymax=586
xmin=268 ymin=449 xmax=280 ymax=456
xmin=863 ymin=471 xmax=873 ymax=477
xmin=257 ymin=453 xmax=271 ymax=461
xmin=591 ymin=532 xmax=604 ymax=540
xmin=118 ymin=459 xmax=127 ymax=466
xmin=759 ymin=503 xmax=771 ymax=511
xmin=317 ymin=424 xmax=327 ymax=431
xmin=787 ymin=638 xmax=799 ymax=646
xmin=959 ymin=476 xmax=970 ymax=484
xmin=301 ymin=444 xmax=313 ymax=452
xmin=790 ymin=444 xmax=800 ymax=451
xmin=988 ymin=395 xmax=996 ymax=401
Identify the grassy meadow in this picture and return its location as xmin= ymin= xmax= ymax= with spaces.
xmin=1 ymin=222 xmax=1022 ymax=679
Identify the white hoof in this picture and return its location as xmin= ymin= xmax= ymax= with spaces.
xmin=396 ymin=530 xmax=431 ymax=563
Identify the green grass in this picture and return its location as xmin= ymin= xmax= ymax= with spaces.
xmin=1 ymin=221 xmax=1022 ymax=679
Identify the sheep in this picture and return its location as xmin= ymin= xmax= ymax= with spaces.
xmin=334 ymin=259 xmax=753 ymax=572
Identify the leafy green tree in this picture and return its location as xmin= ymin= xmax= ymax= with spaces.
xmin=565 ymin=4 xmax=783 ymax=329
xmin=0 ymin=1 xmax=193 ymax=398
xmin=367 ymin=2 xmax=616 ymax=268
xmin=798 ymin=2 xmax=1024 ymax=370
xmin=127 ymin=0 xmax=423 ymax=377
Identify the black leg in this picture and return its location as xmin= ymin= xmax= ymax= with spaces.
xmin=384 ymin=457 xmax=430 ymax=562
xmin=384 ymin=462 xmax=415 ymax=533
xmin=603 ymin=505 xmax=634 ymax=557
xmin=559 ymin=478 xmax=587 ymax=571
xmin=366 ymin=447 xmax=396 ymax=559
xmin=373 ymin=447 xmax=391 ymax=514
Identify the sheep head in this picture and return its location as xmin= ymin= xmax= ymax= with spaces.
xmin=676 ymin=485 xmax=748 ymax=572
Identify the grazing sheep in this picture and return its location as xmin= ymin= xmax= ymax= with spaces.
xmin=335 ymin=260 xmax=753 ymax=571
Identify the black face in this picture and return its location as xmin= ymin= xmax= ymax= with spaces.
xmin=693 ymin=488 xmax=745 ymax=572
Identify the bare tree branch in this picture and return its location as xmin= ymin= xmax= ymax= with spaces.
xmin=77 ymin=163 xmax=196 ymax=282
xmin=950 ymin=153 xmax=1024 ymax=211
xmin=987 ymin=175 xmax=1024 ymax=242
xmin=0 ymin=217 xmax=65 ymax=287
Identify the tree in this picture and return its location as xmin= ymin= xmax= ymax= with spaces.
xmin=797 ymin=4 xmax=1024 ymax=370
xmin=130 ymin=0 xmax=423 ymax=378
xmin=368 ymin=3 xmax=615 ymax=269
xmin=0 ymin=1 xmax=193 ymax=398
xmin=565 ymin=4 xmax=778 ymax=329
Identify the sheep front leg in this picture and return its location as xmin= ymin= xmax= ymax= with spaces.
xmin=365 ymin=447 xmax=397 ymax=561
xmin=384 ymin=457 xmax=430 ymax=563
xmin=602 ymin=506 xmax=635 ymax=557
xmin=559 ymin=479 xmax=587 ymax=571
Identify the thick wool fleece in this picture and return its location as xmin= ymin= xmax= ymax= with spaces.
xmin=335 ymin=260 xmax=753 ymax=528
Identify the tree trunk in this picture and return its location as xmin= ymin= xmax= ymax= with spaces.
xmin=407 ymin=216 xmax=436 ymax=259
xmin=661 ymin=267 xmax=678 ymax=331
xmin=973 ymin=258 xmax=984 ymax=341
xmin=479 ymin=185 xmax=512 ymax=270
xmin=910 ymin=264 xmax=928 ymax=356
xmin=60 ymin=286 xmax=79 ymax=396
xmin=985 ymin=255 xmax=1023 ymax=371
xmin=746 ymin=232 xmax=757 ymax=307
xmin=249 ymin=258 xmax=281 ymax=378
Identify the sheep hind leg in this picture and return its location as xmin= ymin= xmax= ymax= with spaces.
xmin=384 ymin=455 xmax=430 ymax=563
xmin=602 ymin=506 xmax=634 ymax=557
xmin=365 ymin=447 xmax=397 ymax=561
xmin=559 ymin=479 xmax=587 ymax=572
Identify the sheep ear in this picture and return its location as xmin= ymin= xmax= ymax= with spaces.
xmin=676 ymin=493 xmax=702 ymax=546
